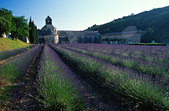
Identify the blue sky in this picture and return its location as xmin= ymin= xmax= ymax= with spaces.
xmin=0 ymin=0 xmax=169 ymax=30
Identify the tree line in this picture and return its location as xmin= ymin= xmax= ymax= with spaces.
xmin=87 ymin=5 xmax=169 ymax=43
xmin=0 ymin=8 xmax=38 ymax=44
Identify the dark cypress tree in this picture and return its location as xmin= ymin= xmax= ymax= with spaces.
xmin=29 ymin=17 xmax=33 ymax=43
xmin=29 ymin=18 xmax=38 ymax=44
xmin=35 ymin=25 xmax=38 ymax=43
xmin=32 ymin=21 xmax=38 ymax=44
xmin=32 ymin=21 xmax=36 ymax=43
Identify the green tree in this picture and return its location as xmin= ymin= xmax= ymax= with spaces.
xmin=29 ymin=18 xmax=33 ymax=43
xmin=11 ymin=16 xmax=30 ymax=40
xmin=34 ymin=25 xmax=38 ymax=43
xmin=29 ymin=18 xmax=38 ymax=44
xmin=0 ymin=8 xmax=12 ymax=37
xmin=141 ymin=27 xmax=156 ymax=43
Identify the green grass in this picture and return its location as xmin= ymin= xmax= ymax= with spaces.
xmin=0 ymin=38 xmax=29 ymax=52
xmin=38 ymin=56 xmax=85 ymax=110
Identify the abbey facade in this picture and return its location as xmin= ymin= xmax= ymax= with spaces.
xmin=38 ymin=16 xmax=101 ymax=44
xmin=38 ymin=16 xmax=59 ymax=44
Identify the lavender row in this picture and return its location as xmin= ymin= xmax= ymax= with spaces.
xmin=60 ymin=44 xmax=169 ymax=80
xmin=61 ymin=43 xmax=169 ymax=58
xmin=0 ymin=44 xmax=42 ymax=94
xmin=37 ymin=45 xmax=84 ymax=110
xmin=61 ymin=44 xmax=169 ymax=66
xmin=61 ymin=44 xmax=169 ymax=67
xmin=65 ymin=44 xmax=169 ymax=66
xmin=51 ymin=44 xmax=169 ymax=111
xmin=0 ymin=45 xmax=35 ymax=61
xmin=55 ymin=45 xmax=169 ymax=88
xmin=48 ymin=45 xmax=125 ymax=110
xmin=3 ymin=45 xmax=42 ymax=74
xmin=39 ymin=45 xmax=85 ymax=89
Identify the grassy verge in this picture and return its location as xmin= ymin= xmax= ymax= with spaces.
xmin=52 ymin=45 xmax=169 ymax=111
xmin=0 ymin=38 xmax=29 ymax=52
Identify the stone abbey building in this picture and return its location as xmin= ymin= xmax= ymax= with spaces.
xmin=38 ymin=16 xmax=143 ymax=44
xmin=101 ymin=31 xmax=144 ymax=44
xmin=38 ymin=16 xmax=101 ymax=44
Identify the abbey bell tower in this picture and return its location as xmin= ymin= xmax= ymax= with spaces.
xmin=38 ymin=16 xmax=59 ymax=44
xmin=45 ymin=16 xmax=52 ymax=25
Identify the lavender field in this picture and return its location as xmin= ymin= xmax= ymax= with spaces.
xmin=0 ymin=44 xmax=168 ymax=111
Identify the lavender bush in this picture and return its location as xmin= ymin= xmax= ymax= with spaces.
xmin=51 ymin=44 xmax=169 ymax=111
xmin=37 ymin=45 xmax=84 ymax=110
xmin=0 ymin=45 xmax=42 ymax=86
xmin=60 ymin=44 xmax=169 ymax=81
xmin=0 ymin=45 xmax=42 ymax=104
xmin=0 ymin=45 xmax=35 ymax=61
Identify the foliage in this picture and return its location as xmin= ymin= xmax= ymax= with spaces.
xmin=130 ymin=43 xmax=166 ymax=46
xmin=0 ymin=8 xmax=13 ymax=37
xmin=0 ymin=8 xmax=30 ymax=41
xmin=102 ymin=38 xmax=125 ymax=44
xmin=29 ymin=18 xmax=38 ymax=44
xmin=11 ymin=16 xmax=30 ymax=40
xmin=87 ymin=6 xmax=169 ymax=43
xmin=102 ymin=38 xmax=110 ymax=44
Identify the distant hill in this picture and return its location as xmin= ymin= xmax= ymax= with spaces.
xmin=86 ymin=6 xmax=169 ymax=43
xmin=0 ymin=38 xmax=29 ymax=52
